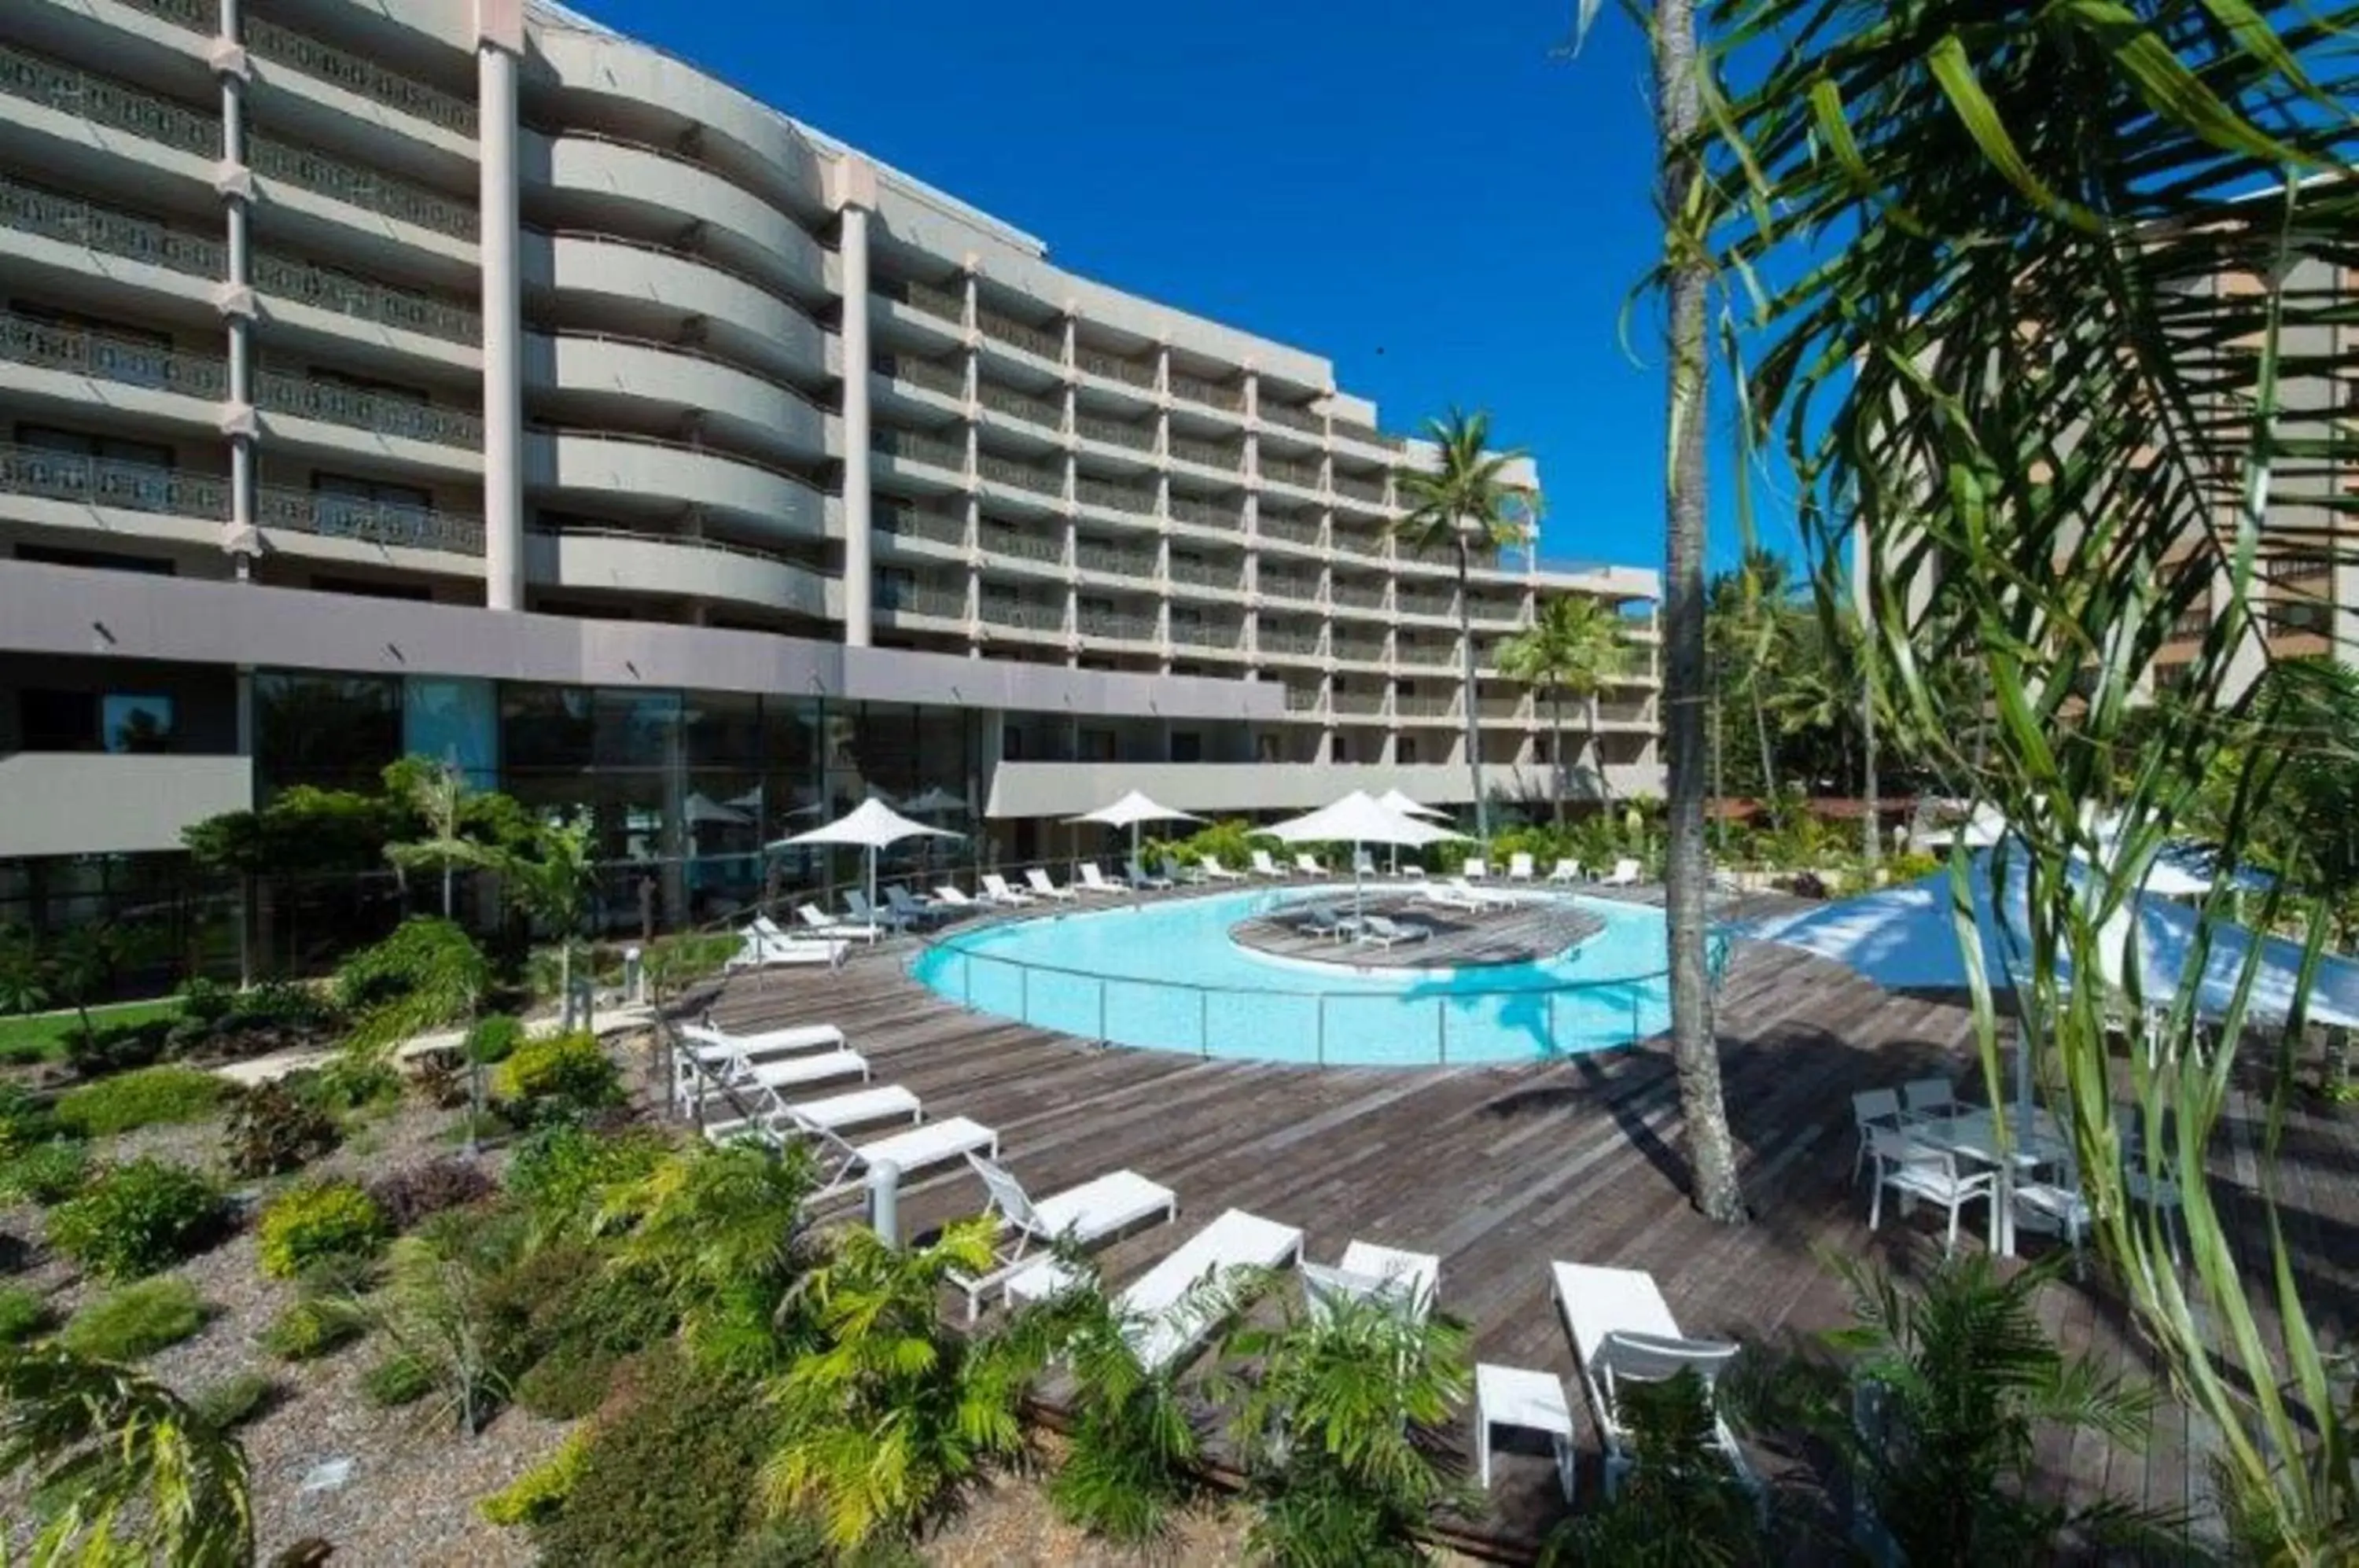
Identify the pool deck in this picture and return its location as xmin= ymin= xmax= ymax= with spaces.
xmin=1227 ymin=887 xmax=1606 ymax=970
xmin=687 ymin=884 xmax=2354 ymax=1558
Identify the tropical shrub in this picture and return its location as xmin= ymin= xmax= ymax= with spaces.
xmin=1540 ymin=1369 xmax=1761 ymax=1566
xmin=221 ymin=1077 xmax=341 ymax=1178
xmin=58 ymin=1275 xmax=206 ymax=1360
xmin=364 ymin=1156 xmax=495 ymax=1231
xmin=601 ymin=1141 xmax=812 ymax=1374
xmin=466 ymin=1013 xmax=525 ymax=1065
xmin=528 ymin=1345 xmax=778 ymax=1565
xmin=54 ymin=1066 xmax=223 ymax=1137
xmin=0 ymin=1284 xmax=49 ymax=1344
xmin=0 ymin=1082 xmax=56 ymax=1154
xmin=305 ymin=1051 xmax=403 ymax=1111
xmin=493 ymin=1031 xmax=623 ymax=1120
xmin=334 ymin=917 xmax=485 ymax=1016
xmin=62 ymin=1018 xmax=175 ymax=1077
xmin=1033 ymin=1273 xmax=1204 ymax=1544
xmin=258 ymin=1298 xmax=361 ymax=1363
xmin=48 ymin=1158 xmax=227 ymax=1282
xmin=0 ymin=1139 xmax=91 ymax=1206
xmin=513 ymin=1342 xmax=620 ymax=1422
xmin=767 ymin=1219 xmax=1045 ymax=1550
xmin=343 ymin=1208 xmax=536 ymax=1432
xmin=480 ymin=1428 xmax=591 ymax=1527
xmin=256 ymin=1181 xmax=387 ymax=1281
xmin=506 ymin=1123 xmax=667 ymax=1230
xmin=189 ymin=1370 xmax=277 ymax=1432
xmin=361 ymin=1352 xmax=435 ymax=1408
xmin=406 ymin=1047 xmax=469 ymax=1110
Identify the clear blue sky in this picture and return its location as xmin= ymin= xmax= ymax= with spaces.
xmin=566 ymin=0 xmax=1783 ymax=579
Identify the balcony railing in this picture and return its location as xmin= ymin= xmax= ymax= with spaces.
xmin=1397 ymin=594 xmax=1455 ymax=619
xmin=1399 ymin=644 xmax=1461 ymax=668
xmin=1168 ymin=558 xmax=1240 ymax=591
xmin=981 ymin=595 xmax=1063 ymax=632
xmin=1468 ymin=600 xmax=1527 ymax=626
xmin=1168 ymin=495 xmax=1236 ymax=529
xmin=1076 ymin=414 xmax=1154 ymax=451
xmin=255 ymin=369 xmax=483 ymax=447
xmin=1076 ymin=543 xmax=1153 ymax=578
xmin=2166 ymin=608 xmax=2211 ymax=642
xmin=874 ymin=428 xmax=968 ymax=473
xmin=1334 ymin=529 xmax=1389 ymax=560
xmin=0 ymin=46 xmax=218 ymax=159
xmin=1393 ymin=695 xmax=1455 ymax=718
xmin=0 ymin=311 xmax=230 ymax=399
xmin=0 ymin=444 xmax=226 ymax=518
xmin=1076 ymin=347 xmax=1156 ymax=388
xmin=981 ymin=525 xmax=1065 ymax=565
xmin=877 ymin=506 xmax=966 ymax=549
xmin=251 ymin=252 xmax=480 ymax=344
xmin=1258 ymin=514 xmax=1322 ymax=548
xmin=977 ymin=453 xmax=1064 ymax=497
xmin=1078 ymin=608 xmax=1158 ymax=642
xmin=1170 ymin=436 xmax=1240 ymax=473
xmin=1260 ymin=401 xmax=1322 ymax=435
xmin=879 ymin=354 xmax=965 ymax=399
xmin=2268 ymin=600 xmax=2333 ymax=636
xmin=1333 ymin=473 xmax=1388 ymax=506
xmin=878 ymin=582 xmax=971 ymax=620
xmin=1334 ymin=418 xmax=1406 ymax=453
xmin=1169 ymin=374 xmax=1244 ymax=412
xmin=248 ymin=134 xmax=478 ymax=239
xmin=1260 ymin=627 xmax=1325 ymax=656
xmin=245 ymin=15 xmax=477 ymax=134
xmin=1330 ymin=582 xmax=1387 ymax=610
xmin=109 ymin=0 xmax=215 ymax=29
xmin=1333 ymin=640 xmax=1387 ymax=664
xmin=1331 ymin=691 xmax=1387 ymax=716
xmin=977 ymin=381 xmax=1063 ymax=429
xmin=1478 ymin=698 xmax=1530 ymax=720
xmin=1260 ymin=458 xmax=1319 ymax=491
xmin=1260 ymin=574 xmax=1319 ymax=603
xmin=888 ymin=280 xmax=966 ymax=326
xmin=977 ymin=310 xmax=1062 ymax=362
xmin=1597 ymin=701 xmax=1657 ymax=723
xmin=1283 ymin=686 xmax=1324 ymax=712
xmin=1170 ymin=619 xmax=1243 ymax=649
xmin=259 ymin=486 xmax=484 ymax=553
xmin=2263 ymin=556 xmax=2332 ymax=584
xmin=0 ymin=178 xmax=223 ymax=278
xmin=1077 ymin=477 xmax=1154 ymax=516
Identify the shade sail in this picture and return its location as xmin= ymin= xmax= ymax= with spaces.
xmin=1264 ymin=791 xmax=1463 ymax=847
xmin=769 ymin=798 xmax=963 ymax=917
xmin=1375 ymin=788 xmax=1452 ymax=822
xmin=1066 ymin=790 xmax=1203 ymax=830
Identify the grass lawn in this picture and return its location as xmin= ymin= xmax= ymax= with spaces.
xmin=0 ymin=998 xmax=183 ymax=1064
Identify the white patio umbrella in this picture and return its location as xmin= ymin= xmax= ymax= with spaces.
xmin=1376 ymin=788 xmax=1451 ymax=822
xmin=770 ymin=797 xmax=962 ymax=918
xmin=682 ymin=792 xmax=751 ymax=827
xmin=1263 ymin=790 xmax=1468 ymax=922
xmin=901 ymin=785 xmax=970 ymax=816
xmin=1065 ymin=789 xmax=1203 ymax=868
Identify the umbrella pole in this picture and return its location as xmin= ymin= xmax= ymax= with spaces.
xmin=1355 ymin=839 xmax=1364 ymax=924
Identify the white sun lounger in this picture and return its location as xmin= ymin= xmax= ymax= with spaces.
xmin=951 ymin=1155 xmax=1179 ymax=1321
xmin=784 ymin=1110 xmax=1000 ymax=1198
xmin=1551 ymin=1261 xmax=1750 ymax=1496
xmin=1076 ymin=863 xmax=1128 ymax=896
xmin=979 ymin=874 xmax=1036 ymax=907
xmin=1025 ymin=867 xmax=1079 ymax=902
xmin=1200 ymin=855 xmax=1245 ymax=882
xmin=1249 ymin=849 xmax=1290 ymax=878
xmin=682 ymin=1021 xmax=847 ymax=1059
xmin=1305 ymin=1240 xmax=1440 ymax=1324
xmin=701 ymin=1082 xmax=921 ymax=1146
xmin=1166 ymin=856 xmax=1207 ymax=886
xmin=1508 ymin=852 xmax=1536 ymax=882
xmin=1293 ymin=853 xmax=1326 ymax=876
xmin=1007 ymin=1206 xmax=1303 ymax=1373
xmin=1445 ymin=876 xmax=1514 ymax=911
xmin=1463 ymin=857 xmax=1492 ymax=882
xmin=933 ymin=884 xmax=980 ymax=909
xmin=1548 ymin=859 xmax=1584 ymax=885
xmin=1599 ymin=859 xmax=1643 ymax=889
xmin=1422 ymin=884 xmax=1485 ymax=915
xmin=724 ymin=929 xmax=846 ymax=973
xmin=1358 ymin=915 xmax=1433 ymax=949
xmin=797 ymin=903 xmax=880 ymax=944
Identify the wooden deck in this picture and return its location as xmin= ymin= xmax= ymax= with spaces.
xmin=688 ymin=892 xmax=2359 ymax=1557
xmin=1228 ymin=887 xmax=1604 ymax=969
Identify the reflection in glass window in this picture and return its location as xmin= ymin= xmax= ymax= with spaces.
xmin=101 ymin=694 xmax=174 ymax=753
xmin=254 ymin=672 xmax=401 ymax=796
xmin=402 ymin=677 xmax=496 ymax=786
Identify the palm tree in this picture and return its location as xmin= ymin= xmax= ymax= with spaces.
xmin=0 ymin=1345 xmax=255 ymax=1566
xmin=385 ymin=755 xmax=500 ymax=922
xmin=1499 ymin=595 xmax=1631 ymax=822
xmin=502 ymin=810 xmax=599 ymax=1031
xmin=1391 ymin=408 xmax=1532 ymax=851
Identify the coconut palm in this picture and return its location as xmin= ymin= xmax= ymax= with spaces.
xmin=1697 ymin=0 xmax=2359 ymax=1547
xmin=1499 ymin=594 xmax=1632 ymax=821
xmin=502 ymin=810 xmax=599 ymax=1031
xmin=0 ymin=1344 xmax=255 ymax=1566
xmin=1390 ymin=408 xmax=1533 ymax=851
xmin=384 ymin=755 xmax=501 ymax=922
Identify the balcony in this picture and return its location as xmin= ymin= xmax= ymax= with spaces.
xmin=2166 ymin=607 xmax=2212 ymax=642
xmin=874 ymin=428 xmax=967 ymax=474
xmin=1076 ymin=543 xmax=1154 ymax=580
xmin=977 ymin=309 xmax=1062 ymax=363
xmin=1168 ymin=558 xmax=1242 ymax=593
xmin=1078 ymin=607 xmax=1159 ymax=643
xmin=1076 ymin=346 xmax=1156 ymax=388
xmin=1331 ymin=691 xmax=1387 ymax=716
xmin=1260 ymin=401 xmax=1322 ymax=436
xmin=1168 ymin=495 xmax=1237 ymax=530
xmin=0 ymin=311 xmax=229 ymax=399
xmin=1597 ymin=700 xmax=1657 ymax=724
xmin=1258 ymin=514 xmax=1322 ymax=549
xmin=878 ymin=581 xmax=970 ymax=620
xmin=258 ymin=486 xmax=484 ymax=553
xmin=2263 ymin=555 xmax=2331 ymax=586
xmin=1393 ymin=694 xmax=1455 ymax=719
xmin=252 ymin=252 xmax=480 ymax=344
xmin=0 ymin=177 xmax=222 ymax=278
xmin=977 ymin=452 xmax=1064 ymax=498
xmin=255 ymin=369 xmax=483 ymax=447
xmin=1170 ymin=618 xmax=1243 ymax=650
xmin=1260 ymin=626 xmax=1325 ymax=656
xmin=0 ymin=443 xmax=225 ymax=518
xmin=977 ymin=381 xmax=1064 ymax=431
xmin=1170 ymin=374 xmax=1244 ymax=413
xmin=1333 ymin=529 xmax=1390 ymax=561
xmin=249 ymin=134 xmax=479 ymax=240
xmin=1333 ymin=473 xmax=1388 ymax=506
xmin=876 ymin=506 xmax=966 ymax=550
xmin=886 ymin=279 xmax=966 ymax=327
xmin=1397 ymin=593 xmax=1455 ymax=620
xmin=245 ymin=15 xmax=477 ymax=134
xmin=1260 ymin=457 xmax=1319 ymax=492
xmin=1076 ymin=414 xmax=1154 ymax=452
xmin=1077 ymin=477 xmax=1154 ymax=516
xmin=878 ymin=353 xmax=965 ymax=399
xmin=1 ymin=45 xmax=217 ymax=160
xmin=1170 ymin=436 xmax=1241 ymax=473
xmin=1468 ymin=598 xmax=1527 ymax=625
xmin=1283 ymin=686 xmax=1325 ymax=713
xmin=109 ymin=0 xmax=215 ymax=28
xmin=1330 ymin=581 xmax=1388 ymax=612
xmin=981 ymin=595 xmax=1065 ymax=633
xmin=1398 ymin=644 xmax=1460 ymax=670
xmin=1259 ymin=573 xmax=1319 ymax=604
xmin=981 ymin=524 xmax=1065 ymax=567
xmin=1478 ymin=697 xmax=1530 ymax=720
xmin=1333 ymin=639 xmax=1387 ymax=664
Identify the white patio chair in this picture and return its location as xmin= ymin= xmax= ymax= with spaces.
xmin=2013 ymin=1172 xmax=2092 ymax=1279
xmin=1547 ymin=859 xmax=1583 ymax=885
xmin=1357 ymin=915 xmax=1432 ymax=949
xmin=1463 ymin=856 xmax=1491 ymax=881
xmin=1165 ymin=856 xmax=1207 ymax=885
xmin=1507 ymin=852 xmax=1536 ymax=882
xmin=1850 ymin=1088 xmax=1906 ymax=1186
xmin=797 ymin=903 xmax=880 ymax=944
xmin=1901 ymin=1078 xmax=1958 ymax=1123
xmin=1249 ymin=848 xmax=1290 ymax=878
xmin=932 ymin=884 xmax=980 ymax=910
xmin=979 ymin=873 xmax=1036 ymax=907
xmin=1025 ymin=867 xmax=1078 ymax=902
xmin=1076 ymin=863 xmax=1128 ymax=896
xmin=1866 ymin=1126 xmax=1995 ymax=1253
xmin=949 ymin=1155 xmax=1179 ymax=1321
xmin=1201 ymin=855 xmax=1245 ymax=882
xmin=1551 ymin=1261 xmax=1752 ymax=1498
xmin=723 ymin=927 xmax=846 ymax=974
xmin=1294 ymin=853 xmax=1327 ymax=876
xmin=1599 ymin=859 xmax=1643 ymax=888
xmin=1305 ymin=1241 xmax=1439 ymax=1325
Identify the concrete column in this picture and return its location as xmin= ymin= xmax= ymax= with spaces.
xmin=838 ymin=183 xmax=876 ymax=646
xmin=215 ymin=0 xmax=256 ymax=565
xmin=477 ymin=5 xmax=525 ymax=611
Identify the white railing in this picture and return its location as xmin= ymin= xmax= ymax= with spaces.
xmin=983 ymin=526 xmax=1066 ymax=565
xmin=977 ymin=453 xmax=1063 ymax=496
xmin=880 ymin=354 xmax=965 ymax=399
xmin=977 ymin=310 xmax=1062 ymax=361
xmin=1077 ymin=477 xmax=1154 ymax=515
xmin=977 ymin=381 xmax=1063 ymax=429
xmin=874 ymin=429 xmax=968 ymax=473
xmin=1078 ymin=608 xmax=1159 ymax=642
xmin=1076 ymin=347 xmax=1156 ymax=388
xmin=876 ymin=507 xmax=966 ymax=549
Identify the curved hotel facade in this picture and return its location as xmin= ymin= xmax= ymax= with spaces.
xmin=0 ymin=0 xmax=1662 ymax=929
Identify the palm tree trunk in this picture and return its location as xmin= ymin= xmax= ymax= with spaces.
xmin=1457 ymin=544 xmax=1488 ymax=848
xmin=1551 ymin=689 xmax=1568 ymax=829
xmin=1655 ymin=0 xmax=1745 ymax=1225
xmin=1861 ymin=673 xmax=1881 ymax=864
xmin=1751 ymin=683 xmax=1777 ymax=815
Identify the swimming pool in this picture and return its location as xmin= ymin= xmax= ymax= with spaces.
xmin=907 ymin=886 xmax=1671 ymax=1066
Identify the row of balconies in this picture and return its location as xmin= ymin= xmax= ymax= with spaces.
xmin=112 ymin=0 xmax=478 ymax=134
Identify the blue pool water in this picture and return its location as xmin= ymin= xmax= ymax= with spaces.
xmin=907 ymin=887 xmax=1671 ymax=1066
